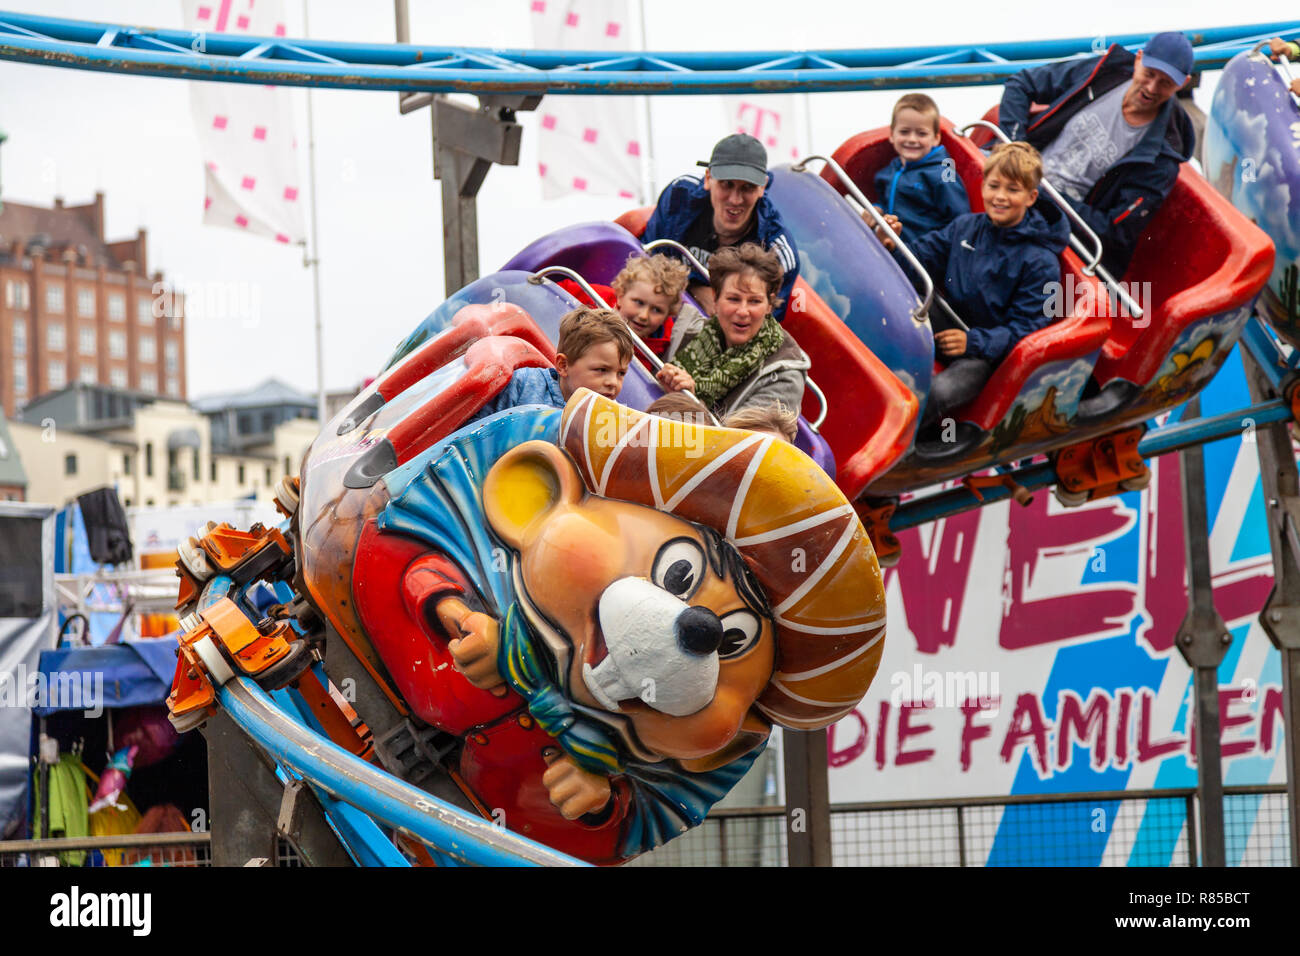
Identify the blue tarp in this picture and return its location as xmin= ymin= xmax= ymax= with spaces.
xmin=32 ymin=638 xmax=178 ymax=715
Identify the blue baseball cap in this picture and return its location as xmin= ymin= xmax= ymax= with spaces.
xmin=1142 ymin=31 xmax=1194 ymax=86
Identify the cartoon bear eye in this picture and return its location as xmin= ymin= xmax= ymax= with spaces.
xmin=652 ymin=538 xmax=705 ymax=599
xmin=718 ymin=610 xmax=761 ymax=659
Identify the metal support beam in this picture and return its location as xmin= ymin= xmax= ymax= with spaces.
xmin=783 ymin=729 xmax=832 ymax=866
xmin=431 ymin=94 xmax=537 ymax=297
xmin=1173 ymin=396 xmax=1231 ymax=867
xmin=1242 ymin=346 xmax=1300 ymax=866
xmin=202 ymin=710 xmax=353 ymax=867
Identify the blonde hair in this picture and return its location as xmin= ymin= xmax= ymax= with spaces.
xmin=982 ymin=141 xmax=1043 ymax=190
xmin=557 ymin=307 xmax=636 ymax=364
xmin=724 ymin=402 xmax=799 ymax=443
xmin=891 ymin=93 xmax=941 ymax=134
xmin=611 ymin=253 xmax=689 ymax=316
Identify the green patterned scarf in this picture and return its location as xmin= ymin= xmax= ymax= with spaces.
xmin=673 ymin=314 xmax=784 ymax=407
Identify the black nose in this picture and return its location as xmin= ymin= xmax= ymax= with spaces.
xmin=676 ymin=606 xmax=723 ymax=656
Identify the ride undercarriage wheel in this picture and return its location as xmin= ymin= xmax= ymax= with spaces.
xmin=254 ymin=639 xmax=315 ymax=691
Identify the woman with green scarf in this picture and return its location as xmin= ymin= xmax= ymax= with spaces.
xmin=656 ymin=243 xmax=810 ymax=418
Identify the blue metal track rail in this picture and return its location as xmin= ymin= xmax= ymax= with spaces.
xmin=0 ymin=12 xmax=1296 ymax=94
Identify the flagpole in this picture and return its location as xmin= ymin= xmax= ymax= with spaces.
xmin=636 ymin=0 xmax=655 ymax=201
xmin=302 ymin=1 xmax=327 ymax=424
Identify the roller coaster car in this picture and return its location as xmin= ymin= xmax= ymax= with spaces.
xmin=819 ymin=116 xmax=1273 ymax=496
xmin=606 ymin=213 xmax=918 ymax=500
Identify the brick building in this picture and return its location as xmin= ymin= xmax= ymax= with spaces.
xmin=0 ymin=192 xmax=186 ymax=419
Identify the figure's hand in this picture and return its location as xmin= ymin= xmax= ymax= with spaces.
xmin=690 ymin=283 xmax=715 ymax=316
xmin=869 ymin=212 xmax=902 ymax=250
xmin=656 ymin=363 xmax=696 ymax=394
xmin=541 ymin=748 xmax=612 ymax=820
xmin=935 ymin=329 xmax=968 ymax=358
xmin=438 ymin=597 xmax=506 ymax=695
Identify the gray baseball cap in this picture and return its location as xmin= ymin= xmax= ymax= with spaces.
xmin=697 ymin=133 xmax=768 ymax=186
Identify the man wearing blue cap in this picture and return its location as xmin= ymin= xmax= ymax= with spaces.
xmin=998 ymin=31 xmax=1196 ymax=276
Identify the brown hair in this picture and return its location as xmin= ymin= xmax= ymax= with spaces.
xmin=891 ymin=93 xmax=941 ymax=134
xmin=707 ymin=243 xmax=783 ymax=310
xmin=611 ymin=253 xmax=690 ymax=316
xmin=982 ymin=141 xmax=1043 ymax=190
xmin=647 ymin=391 xmax=712 ymax=423
xmin=724 ymin=402 xmax=799 ymax=443
xmin=557 ymin=307 xmax=636 ymax=364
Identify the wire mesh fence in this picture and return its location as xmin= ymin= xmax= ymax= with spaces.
xmin=0 ymin=833 xmax=304 ymax=867
xmin=631 ymin=784 xmax=1291 ymax=867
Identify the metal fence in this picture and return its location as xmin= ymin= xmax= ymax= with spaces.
xmin=0 ymin=832 xmax=304 ymax=868
xmin=629 ymin=784 xmax=1292 ymax=867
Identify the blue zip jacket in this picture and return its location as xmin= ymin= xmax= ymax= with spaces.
xmin=998 ymin=44 xmax=1194 ymax=277
xmin=873 ymin=145 xmax=970 ymax=243
xmin=642 ymin=174 xmax=800 ymax=320
xmin=468 ymin=366 xmax=564 ymax=423
xmin=910 ymin=205 xmax=1070 ymax=364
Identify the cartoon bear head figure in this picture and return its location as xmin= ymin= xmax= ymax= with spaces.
xmin=481 ymin=390 xmax=887 ymax=770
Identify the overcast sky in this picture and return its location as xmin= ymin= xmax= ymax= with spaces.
xmin=0 ymin=0 xmax=1294 ymax=402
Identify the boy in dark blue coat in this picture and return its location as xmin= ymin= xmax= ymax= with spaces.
xmin=878 ymin=142 xmax=1069 ymax=435
xmin=872 ymin=94 xmax=970 ymax=244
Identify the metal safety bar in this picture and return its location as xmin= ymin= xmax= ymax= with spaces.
xmin=642 ymin=238 xmax=712 ymax=279
xmin=528 ymin=265 xmax=719 ymax=423
xmin=792 ymin=154 xmax=934 ymax=323
xmin=959 ymin=121 xmax=1146 ymax=321
xmin=1252 ymin=40 xmax=1300 ymax=103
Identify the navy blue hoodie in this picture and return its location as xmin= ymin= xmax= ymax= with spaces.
xmin=642 ymin=174 xmax=800 ymax=320
xmin=909 ymin=205 xmax=1070 ymax=364
xmin=873 ymin=144 xmax=970 ymax=243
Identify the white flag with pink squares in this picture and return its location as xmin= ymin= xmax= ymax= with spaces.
xmin=183 ymin=0 xmax=306 ymax=245
xmin=722 ymin=95 xmax=806 ymax=167
xmin=531 ymin=0 xmax=645 ymax=202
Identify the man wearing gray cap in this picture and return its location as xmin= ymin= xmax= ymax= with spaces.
xmin=998 ymin=30 xmax=1197 ymax=277
xmin=642 ymin=133 xmax=800 ymax=319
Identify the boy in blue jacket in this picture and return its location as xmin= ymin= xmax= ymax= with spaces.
xmin=872 ymin=93 xmax=970 ymax=244
xmin=878 ymin=142 xmax=1069 ymax=436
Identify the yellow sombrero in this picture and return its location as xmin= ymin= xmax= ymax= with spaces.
xmin=560 ymin=389 xmax=886 ymax=730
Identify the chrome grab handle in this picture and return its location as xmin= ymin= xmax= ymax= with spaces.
xmin=641 ymin=238 xmax=711 ymax=279
xmin=528 ymin=266 xmax=717 ymax=423
xmin=804 ymin=376 xmax=828 ymax=431
xmin=1252 ymin=40 xmax=1299 ymax=103
xmin=791 ymin=153 xmax=934 ymax=324
xmin=959 ymin=120 xmax=1145 ymax=322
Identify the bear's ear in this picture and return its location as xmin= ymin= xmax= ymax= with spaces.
xmin=483 ymin=440 xmax=586 ymax=549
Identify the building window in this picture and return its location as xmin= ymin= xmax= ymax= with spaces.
xmin=123 ymin=453 xmax=132 ymax=476
xmin=166 ymin=377 xmax=180 ymax=397
xmin=237 ymin=462 xmax=245 ymax=484
xmin=138 ymin=337 xmax=155 ymax=363
xmin=164 ymin=340 xmax=179 ymax=373
xmin=140 ymin=372 xmax=158 ymax=393
xmin=108 ymin=293 xmax=126 ymax=321
xmin=137 ymin=297 xmax=155 ymax=326
xmin=261 ymin=411 xmax=274 ymax=432
xmin=6 ymin=280 xmax=29 ymax=309
xmin=78 ymin=365 xmax=97 ymax=385
xmin=12 ymin=318 xmax=26 ymax=356
xmin=284 ymin=456 xmax=291 ymax=476
xmin=264 ymin=466 xmax=272 ymax=486
xmin=47 ymin=360 xmax=66 ymax=389
xmin=79 ymin=326 xmax=96 ymax=355
xmin=47 ymin=322 xmax=65 ymax=351
xmin=110 ymin=367 xmax=127 ymax=389
xmin=209 ymin=460 xmax=216 ymax=482
xmin=46 ymin=284 xmax=65 ymax=313
xmin=145 ymin=442 xmax=153 ymax=477
xmin=12 ymin=358 xmax=27 ymax=397
xmin=192 ymin=448 xmax=200 ymax=481
xmin=109 ymin=331 xmax=126 ymax=358
xmin=64 ymin=453 xmax=77 ymax=476
xmin=77 ymin=287 xmax=96 ymax=318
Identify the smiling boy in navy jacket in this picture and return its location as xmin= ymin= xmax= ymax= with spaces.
xmin=872 ymin=94 xmax=970 ymax=244
xmin=878 ymin=142 xmax=1069 ymax=436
